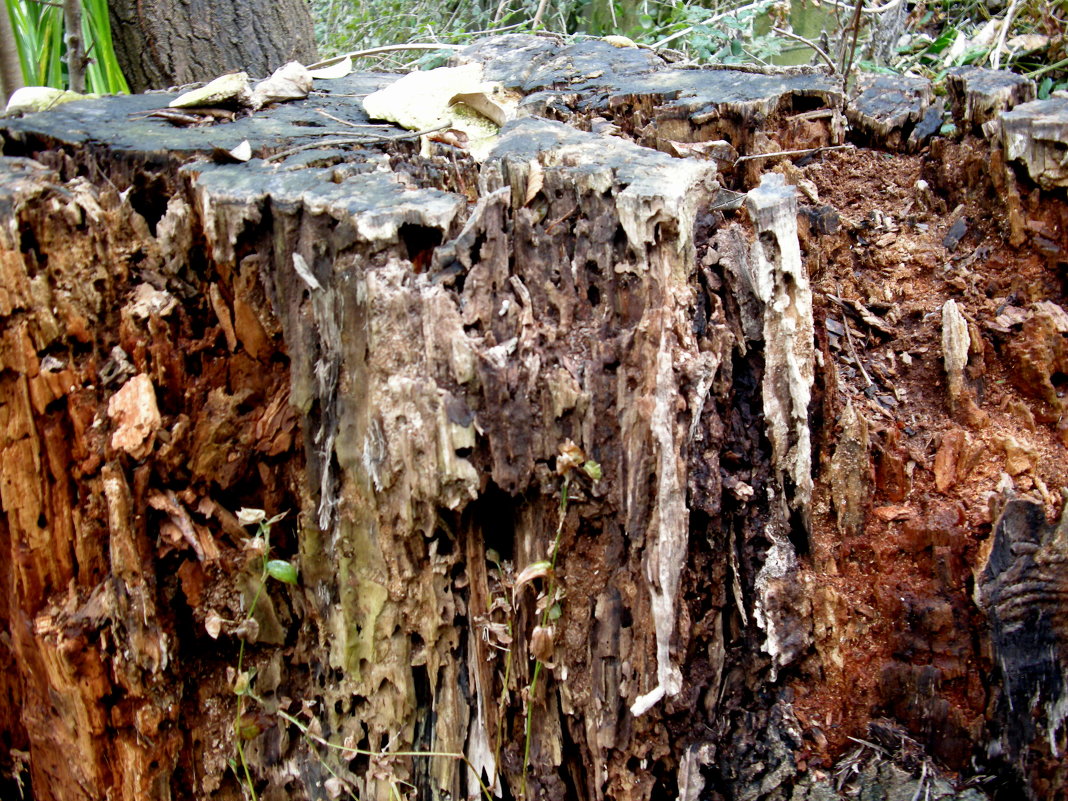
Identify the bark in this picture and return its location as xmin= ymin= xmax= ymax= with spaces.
xmin=0 ymin=3 xmax=22 ymax=104
xmin=1 ymin=34 xmax=1067 ymax=801
xmin=107 ymin=0 xmax=317 ymax=93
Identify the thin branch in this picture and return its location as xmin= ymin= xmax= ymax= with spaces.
xmin=531 ymin=0 xmax=550 ymax=28
xmin=840 ymin=0 xmax=865 ymax=83
xmin=734 ymin=144 xmax=853 ymax=163
xmin=772 ymin=26 xmax=838 ymax=72
xmin=814 ymin=0 xmax=904 ymax=15
xmin=314 ymin=108 xmax=395 ymax=129
xmin=991 ymin=0 xmax=1021 ymax=71
xmin=651 ymin=0 xmax=770 ymax=49
xmin=306 ymin=44 xmax=464 ymax=71
xmin=63 ymin=0 xmax=86 ymax=93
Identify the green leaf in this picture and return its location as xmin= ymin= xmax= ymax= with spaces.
xmin=548 ymin=602 xmax=563 ymax=621
xmin=582 ymin=460 xmax=602 ymax=481
xmin=266 ymin=559 xmax=299 ymax=585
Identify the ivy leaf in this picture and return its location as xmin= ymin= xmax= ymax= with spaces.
xmin=266 ymin=559 xmax=298 ymax=585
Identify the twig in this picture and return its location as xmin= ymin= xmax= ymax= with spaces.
xmin=63 ymin=0 xmax=87 ymax=94
xmin=314 ymin=108 xmax=395 ymax=129
xmin=531 ymin=0 xmax=550 ymax=28
xmin=814 ymin=0 xmax=904 ymax=15
xmin=306 ymin=44 xmax=464 ymax=71
xmin=836 ymin=300 xmax=874 ymax=389
xmin=651 ymin=0 xmax=771 ymax=49
xmin=734 ymin=143 xmax=853 ymax=163
xmin=772 ymin=26 xmax=838 ymax=72
xmin=991 ymin=0 xmax=1021 ymax=71
xmin=840 ymin=0 xmax=865 ymax=83
xmin=274 ymin=708 xmax=495 ymax=801
xmin=264 ymin=124 xmax=450 ymax=163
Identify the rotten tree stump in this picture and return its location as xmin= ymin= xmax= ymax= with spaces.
xmin=1 ymin=34 xmax=1067 ymax=801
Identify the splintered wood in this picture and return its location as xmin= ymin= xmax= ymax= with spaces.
xmin=1 ymin=33 xmax=1068 ymax=801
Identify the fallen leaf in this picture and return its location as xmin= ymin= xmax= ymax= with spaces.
xmin=513 ymin=560 xmax=552 ymax=605
xmin=249 ymin=61 xmax=313 ymax=110
xmin=1007 ymin=33 xmax=1049 ymax=52
xmin=362 ymin=62 xmax=504 ymax=160
xmin=6 ymin=86 xmax=89 ymax=114
xmin=170 ymin=72 xmax=251 ymax=109
xmin=213 ymin=139 xmax=252 ymax=163
xmin=205 ymin=610 xmax=223 ymax=639
xmin=308 ymin=56 xmax=353 ymax=80
xmin=524 ymin=160 xmax=544 ymax=206
xmin=530 ymin=624 xmax=555 ymax=662
xmin=449 ymin=85 xmax=520 ymax=127
xmin=237 ymin=507 xmax=266 ymax=526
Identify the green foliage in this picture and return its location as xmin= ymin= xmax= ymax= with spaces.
xmin=265 ymin=558 xmax=299 ymax=585
xmin=4 ymin=0 xmax=127 ymax=94
xmin=310 ymin=0 xmax=1066 ymax=89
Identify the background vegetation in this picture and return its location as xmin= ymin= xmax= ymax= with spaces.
xmin=3 ymin=0 xmax=1066 ymax=98
xmin=4 ymin=0 xmax=127 ymax=94
xmin=311 ymin=0 xmax=1068 ymax=95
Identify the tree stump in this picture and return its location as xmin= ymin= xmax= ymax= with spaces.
xmin=1 ymin=35 xmax=1067 ymax=801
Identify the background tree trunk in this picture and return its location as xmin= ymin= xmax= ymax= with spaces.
xmin=0 ymin=4 xmax=23 ymax=103
xmin=1 ymin=37 xmax=1067 ymax=801
xmin=107 ymin=0 xmax=317 ymax=92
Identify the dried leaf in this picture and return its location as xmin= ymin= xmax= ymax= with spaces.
xmin=556 ymin=439 xmax=586 ymax=474
xmin=308 ymin=56 xmax=353 ymax=80
xmin=205 ymin=610 xmax=223 ymax=639
xmin=362 ymin=62 xmax=503 ymax=160
xmin=169 ymin=72 xmax=251 ymax=109
xmin=249 ymin=62 xmax=313 ymax=110
xmin=530 ymin=625 xmax=555 ymax=662
xmin=214 ymin=139 xmax=252 ymax=163
xmin=602 ymin=35 xmax=637 ymax=47
xmin=6 ymin=86 xmax=88 ymax=114
xmin=873 ymin=505 xmax=914 ymax=522
xmin=237 ymin=507 xmax=266 ymax=526
xmin=513 ymin=560 xmax=552 ymax=604
xmin=449 ymin=85 xmax=520 ymax=127
xmin=524 ymin=160 xmax=544 ymax=206
xmin=235 ymin=618 xmax=260 ymax=643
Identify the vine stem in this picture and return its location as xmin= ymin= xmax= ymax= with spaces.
xmin=273 ymin=708 xmax=495 ymax=801
xmin=520 ymin=476 xmax=569 ymax=799
xmin=234 ymin=528 xmax=270 ymax=801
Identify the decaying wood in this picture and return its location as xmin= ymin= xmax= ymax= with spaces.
xmin=1 ymin=34 xmax=1068 ymax=801
xmin=846 ymin=73 xmax=941 ymax=151
xmin=946 ymin=66 xmax=1035 ymax=136
xmin=1001 ymin=97 xmax=1068 ymax=189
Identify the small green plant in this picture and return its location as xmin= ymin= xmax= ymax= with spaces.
xmin=229 ymin=507 xmax=295 ymax=801
xmin=518 ymin=440 xmax=600 ymax=800
xmin=228 ymin=507 xmax=495 ymax=800
xmin=4 ymin=0 xmax=128 ymax=94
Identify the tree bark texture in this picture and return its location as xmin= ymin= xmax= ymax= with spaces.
xmin=1 ymin=34 xmax=1068 ymax=801
xmin=0 ymin=4 xmax=23 ymax=103
xmin=107 ymin=0 xmax=317 ymax=93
